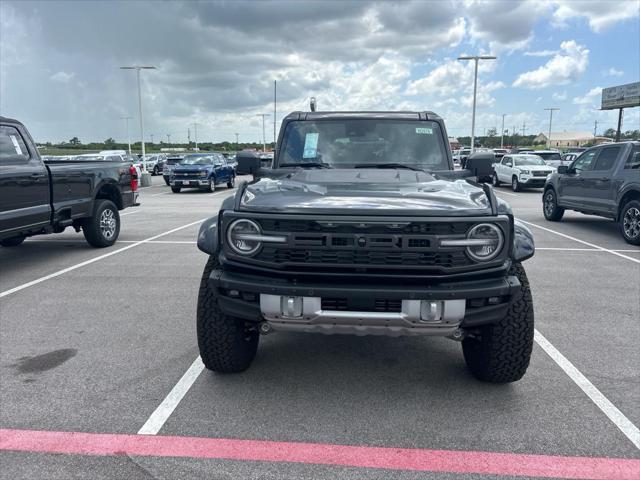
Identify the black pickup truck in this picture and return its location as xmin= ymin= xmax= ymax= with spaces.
xmin=543 ymin=142 xmax=640 ymax=245
xmin=195 ymin=111 xmax=536 ymax=384
xmin=0 ymin=116 xmax=138 ymax=247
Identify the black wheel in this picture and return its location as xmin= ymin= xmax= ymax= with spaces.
xmin=492 ymin=172 xmax=500 ymax=187
xmin=512 ymin=176 xmax=521 ymax=192
xmin=82 ymin=199 xmax=120 ymax=248
xmin=619 ymin=199 xmax=640 ymax=246
xmin=197 ymin=256 xmax=259 ymax=372
xmin=203 ymin=179 xmax=214 ymax=193
xmin=543 ymin=188 xmax=564 ymax=221
xmin=171 ymin=186 xmax=181 ymax=193
xmin=462 ymin=263 xmax=534 ymax=383
xmin=0 ymin=236 xmax=25 ymax=247
xmin=152 ymin=165 xmax=159 ymax=176
xmin=164 ymin=179 xmax=170 ymax=186
xmin=227 ymin=175 xmax=235 ymax=188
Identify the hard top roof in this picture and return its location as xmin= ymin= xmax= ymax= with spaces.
xmin=282 ymin=111 xmax=443 ymax=121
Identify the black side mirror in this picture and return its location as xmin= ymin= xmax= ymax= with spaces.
xmin=557 ymin=165 xmax=568 ymax=174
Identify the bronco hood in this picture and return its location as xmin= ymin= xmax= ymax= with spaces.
xmin=238 ymin=169 xmax=495 ymax=216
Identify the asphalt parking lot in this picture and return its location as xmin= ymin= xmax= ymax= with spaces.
xmin=1 ymin=176 xmax=638 ymax=479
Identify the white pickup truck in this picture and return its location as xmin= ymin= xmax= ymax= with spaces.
xmin=492 ymin=154 xmax=556 ymax=191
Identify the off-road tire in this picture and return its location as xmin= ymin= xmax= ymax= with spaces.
xmin=164 ymin=178 xmax=170 ymax=186
xmin=152 ymin=165 xmax=160 ymax=176
xmin=197 ymin=256 xmax=259 ymax=373
xmin=492 ymin=172 xmax=500 ymax=187
xmin=543 ymin=188 xmax=564 ymax=221
xmin=462 ymin=263 xmax=534 ymax=383
xmin=512 ymin=176 xmax=521 ymax=192
xmin=0 ymin=236 xmax=25 ymax=247
xmin=171 ymin=186 xmax=181 ymax=193
xmin=82 ymin=199 xmax=120 ymax=248
xmin=619 ymin=199 xmax=640 ymax=246
xmin=227 ymin=175 xmax=235 ymax=189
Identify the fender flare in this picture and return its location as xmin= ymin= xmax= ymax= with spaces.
xmin=197 ymin=215 xmax=219 ymax=255
xmin=513 ymin=219 xmax=535 ymax=262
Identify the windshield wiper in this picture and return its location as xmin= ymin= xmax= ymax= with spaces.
xmin=279 ymin=162 xmax=333 ymax=169
xmin=354 ymin=163 xmax=423 ymax=171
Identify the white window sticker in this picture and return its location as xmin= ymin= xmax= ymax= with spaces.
xmin=303 ymin=132 xmax=319 ymax=158
xmin=9 ymin=135 xmax=23 ymax=155
xmin=415 ymin=127 xmax=433 ymax=135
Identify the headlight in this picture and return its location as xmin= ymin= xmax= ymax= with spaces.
xmin=465 ymin=223 xmax=504 ymax=262
xmin=520 ymin=169 xmax=530 ymax=175
xmin=226 ymin=219 xmax=287 ymax=256
xmin=199 ymin=171 xmax=208 ymax=177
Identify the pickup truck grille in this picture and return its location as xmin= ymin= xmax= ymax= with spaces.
xmin=532 ymin=171 xmax=552 ymax=177
xmin=223 ymin=215 xmax=510 ymax=276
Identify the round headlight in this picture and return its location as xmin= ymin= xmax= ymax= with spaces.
xmin=227 ymin=219 xmax=262 ymax=256
xmin=466 ymin=223 xmax=504 ymax=262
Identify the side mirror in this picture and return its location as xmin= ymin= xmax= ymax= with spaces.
xmin=557 ymin=165 xmax=568 ymax=174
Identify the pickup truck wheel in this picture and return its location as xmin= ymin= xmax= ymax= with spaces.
xmin=0 ymin=236 xmax=25 ymax=247
xmin=82 ymin=199 xmax=120 ymax=248
xmin=164 ymin=178 xmax=170 ymax=186
xmin=492 ymin=172 xmax=500 ymax=187
xmin=152 ymin=166 xmax=159 ymax=176
xmin=620 ymin=200 xmax=640 ymax=245
xmin=227 ymin=175 xmax=235 ymax=188
xmin=543 ymin=188 xmax=564 ymax=221
xmin=203 ymin=179 xmax=214 ymax=193
xmin=197 ymin=256 xmax=259 ymax=373
xmin=462 ymin=263 xmax=534 ymax=383
xmin=511 ymin=176 xmax=521 ymax=192
xmin=171 ymin=186 xmax=181 ymax=193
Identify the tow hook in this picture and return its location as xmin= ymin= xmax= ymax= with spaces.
xmin=449 ymin=328 xmax=466 ymax=341
xmin=259 ymin=322 xmax=273 ymax=335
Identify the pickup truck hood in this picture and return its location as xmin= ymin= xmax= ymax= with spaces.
xmin=174 ymin=165 xmax=210 ymax=173
xmin=516 ymin=164 xmax=555 ymax=172
xmin=239 ymin=169 xmax=493 ymax=216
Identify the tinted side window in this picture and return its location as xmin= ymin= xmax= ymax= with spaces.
xmin=0 ymin=125 xmax=30 ymax=163
xmin=502 ymin=156 xmax=511 ymax=165
xmin=572 ymin=149 xmax=598 ymax=173
xmin=592 ymin=146 xmax=621 ymax=171
xmin=624 ymin=145 xmax=640 ymax=169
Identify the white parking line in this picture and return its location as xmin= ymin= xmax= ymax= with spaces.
xmin=150 ymin=191 xmax=171 ymax=197
xmin=0 ymin=218 xmax=207 ymax=299
xmin=138 ymin=356 xmax=204 ymax=435
xmin=120 ymin=210 xmax=141 ymax=216
xmin=493 ymin=189 xmax=517 ymax=197
xmin=521 ymin=220 xmax=640 ymax=264
xmin=535 ymin=330 xmax=640 ymax=450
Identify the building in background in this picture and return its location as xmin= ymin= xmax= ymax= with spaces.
xmin=533 ymin=131 xmax=613 ymax=148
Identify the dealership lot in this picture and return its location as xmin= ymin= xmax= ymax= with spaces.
xmin=1 ymin=176 xmax=638 ymax=479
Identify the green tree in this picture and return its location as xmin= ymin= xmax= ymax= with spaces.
xmin=603 ymin=128 xmax=616 ymax=138
xmin=104 ymin=138 xmax=116 ymax=146
xmin=69 ymin=137 xmax=81 ymax=145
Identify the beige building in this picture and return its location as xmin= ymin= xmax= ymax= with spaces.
xmin=534 ymin=131 xmax=613 ymax=148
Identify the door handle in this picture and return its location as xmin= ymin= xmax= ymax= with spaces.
xmin=599 ymin=178 xmax=610 ymax=182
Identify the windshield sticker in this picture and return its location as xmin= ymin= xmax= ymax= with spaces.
xmin=9 ymin=135 xmax=23 ymax=155
xmin=415 ymin=127 xmax=433 ymax=135
xmin=303 ymin=132 xmax=319 ymax=158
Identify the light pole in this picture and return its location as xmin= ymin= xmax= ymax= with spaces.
xmin=457 ymin=55 xmax=497 ymax=153
xmin=192 ymin=122 xmax=199 ymax=151
xmin=500 ymin=114 xmax=506 ymax=148
xmin=256 ymin=114 xmax=270 ymax=152
xmin=150 ymin=134 xmax=154 ymax=144
xmin=121 ymin=116 xmax=132 ymax=155
xmin=235 ymin=133 xmax=239 ymax=149
xmin=166 ymin=133 xmax=171 ymax=144
xmin=544 ymin=108 xmax=559 ymax=149
xmin=120 ymin=65 xmax=156 ymax=172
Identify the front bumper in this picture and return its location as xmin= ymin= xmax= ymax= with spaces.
xmin=208 ymin=268 xmax=521 ymax=336
xmin=519 ymin=176 xmax=549 ymax=187
xmin=170 ymin=178 xmax=209 ymax=187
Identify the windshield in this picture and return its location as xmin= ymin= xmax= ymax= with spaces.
xmin=514 ymin=156 xmax=547 ymax=166
xmin=536 ymin=152 xmax=561 ymax=160
xmin=278 ymin=119 xmax=449 ymax=170
xmin=182 ymin=155 xmax=212 ymax=165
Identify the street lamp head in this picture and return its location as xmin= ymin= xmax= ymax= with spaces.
xmin=457 ymin=55 xmax=497 ymax=61
xmin=119 ymin=66 xmax=157 ymax=70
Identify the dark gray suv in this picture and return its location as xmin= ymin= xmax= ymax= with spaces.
xmin=542 ymin=142 xmax=640 ymax=245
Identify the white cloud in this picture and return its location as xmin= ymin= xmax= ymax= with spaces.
xmin=524 ymin=49 xmax=557 ymax=57
xmin=50 ymin=71 xmax=75 ymax=83
xmin=459 ymin=81 xmax=506 ymax=108
xmin=604 ymin=67 xmax=624 ymax=77
xmin=513 ymin=40 xmax=589 ymax=89
xmin=552 ymin=0 xmax=640 ymax=32
xmin=552 ymin=91 xmax=567 ymax=101
xmin=573 ymin=86 xmax=602 ymax=105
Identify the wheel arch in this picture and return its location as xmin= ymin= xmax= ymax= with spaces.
xmin=617 ymin=189 xmax=640 ymax=220
xmin=94 ymin=180 xmax=123 ymax=210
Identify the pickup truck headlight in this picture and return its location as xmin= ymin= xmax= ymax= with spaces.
xmin=519 ymin=169 xmax=530 ymax=175
xmin=465 ymin=223 xmax=504 ymax=262
xmin=199 ymin=171 xmax=208 ymax=177
xmin=226 ymin=219 xmax=286 ymax=256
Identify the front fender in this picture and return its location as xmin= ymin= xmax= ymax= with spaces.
xmin=513 ymin=219 xmax=535 ymax=262
xmin=197 ymin=215 xmax=219 ymax=255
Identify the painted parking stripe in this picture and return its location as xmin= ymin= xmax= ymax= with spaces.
xmin=0 ymin=219 xmax=207 ymax=299
xmin=1 ymin=428 xmax=638 ymax=479
xmin=520 ymin=220 xmax=640 ymax=264
xmin=535 ymin=330 xmax=640 ymax=450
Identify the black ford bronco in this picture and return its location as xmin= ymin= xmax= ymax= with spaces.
xmin=196 ymin=111 xmax=536 ymax=383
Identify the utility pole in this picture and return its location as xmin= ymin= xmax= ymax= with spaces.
xmin=457 ymin=55 xmax=497 ymax=153
xmin=500 ymin=114 xmax=506 ymax=148
xmin=150 ymin=134 xmax=154 ymax=144
xmin=513 ymin=126 xmax=518 ymax=148
xmin=235 ymin=133 xmax=239 ymax=148
xmin=274 ymin=80 xmax=277 ymax=146
xmin=522 ymin=121 xmax=526 ymax=137
xmin=593 ymin=120 xmax=599 ymax=138
xmin=616 ymin=108 xmax=624 ymax=142
xmin=120 ymin=65 xmax=156 ymax=172
xmin=192 ymin=122 xmax=199 ymax=151
xmin=255 ymin=114 xmax=270 ymax=152
xmin=121 ymin=116 xmax=132 ymax=155
xmin=166 ymin=133 xmax=171 ymax=144
xmin=188 ymin=128 xmax=191 ymax=147
xmin=544 ymin=108 xmax=559 ymax=149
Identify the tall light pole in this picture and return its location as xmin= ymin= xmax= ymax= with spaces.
xmin=121 ymin=116 xmax=132 ymax=155
xmin=235 ymin=133 xmax=239 ymax=149
xmin=500 ymin=114 xmax=506 ymax=148
xmin=457 ymin=55 xmax=496 ymax=153
xmin=166 ymin=133 xmax=171 ymax=144
xmin=150 ymin=134 xmax=154 ymax=144
xmin=120 ymin=65 xmax=156 ymax=172
xmin=256 ymin=113 xmax=270 ymax=152
xmin=192 ymin=122 xmax=199 ymax=151
xmin=544 ymin=108 xmax=559 ymax=148
xmin=273 ymin=80 xmax=277 ymax=146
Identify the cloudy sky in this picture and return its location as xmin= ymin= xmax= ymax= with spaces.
xmin=1 ymin=0 xmax=639 ymax=144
